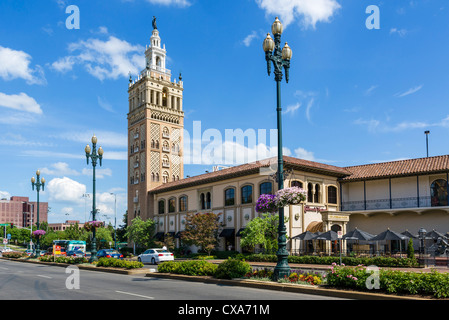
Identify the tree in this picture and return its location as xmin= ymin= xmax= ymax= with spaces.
xmin=125 ymin=216 xmax=156 ymax=249
xmin=182 ymin=212 xmax=222 ymax=255
xmin=240 ymin=213 xmax=279 ymax=254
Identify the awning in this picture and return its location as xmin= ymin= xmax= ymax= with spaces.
xmin=236 ymin=228 xmax=246 ymax=237
xmin=154 ymin=232 xmax=165 ymax=240
xmin=175 ymin=231 xmax=184 ymax=239
xmin=219 ymin=228 xmax=235 ymax=238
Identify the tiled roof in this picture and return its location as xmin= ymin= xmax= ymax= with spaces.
xmin=149 ymin=156 xmax=350 ymax=194
xmin=340 ymin=155 xmax=449 ymax=182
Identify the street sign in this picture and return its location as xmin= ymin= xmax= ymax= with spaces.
xmin=3 ymin=239 xmax=7 ymax=244
xmin=337 ymin=231 xmax=343 ymax=239
xmin=7 ymin=234 xmax=11 ymax=240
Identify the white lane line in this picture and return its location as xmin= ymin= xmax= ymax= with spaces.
xmin=115 ymin=291 xmax=154 ymax=300
xmin=37 ymin=275 xmax=52 ymax=279
xmin=0 ymin=267 xmax=9 ymax=270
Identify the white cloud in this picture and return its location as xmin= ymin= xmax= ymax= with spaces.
xmin=305 ymin=98 xmax=314 ymax=122
xmin=40 ymin=162 xmax=80 ymax=176
xmin=294 ymin=147 xmax=315 ymax=161
xmin=283 ymin=102 xmax=301 ymax=115
xmin=81 ymin=168 xmax=113 ymax=179
xmin=394 ymin=85 xmax=423 ymax=98
xmin=390 ymin=28 xmax=408 ymax=37
xmin=46 ymin=177 xmax=86 ymax=204
xmin=145 ymin=0 xmax=191 ymax=7
xmin=60 ymin=130 xmax=128 ymax=148
xmin=256 ymin=0 xmax=341 ymax=29
xmin=0 ymin=191 xmax=11 ymax=200
xmin=52 ymin=36 xmax=145 ymax=80
xmin=97 ymin=96 xmax=115 ymax=113
xmin=0 ymin=92 xmax=42 ymax=114
xmin=242 ymin=31 xmax=259 ymax=47
xmin=0 ymin=46 xmax=46 ymax=85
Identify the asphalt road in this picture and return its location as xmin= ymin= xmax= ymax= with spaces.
xmin=0 ymin=259 xmax=347 ymax=301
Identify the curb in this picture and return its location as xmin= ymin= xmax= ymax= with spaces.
xmin=145 ymin=272 xmax=429 ymax=300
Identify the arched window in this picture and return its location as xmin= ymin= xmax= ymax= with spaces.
xmin=200 ymin=193 xmax=206 ymax=210
xmin=168 ymin=198 xmax=176 ymax=213
xmin=314 ymin=184 xmax=320 ymax=203
xmin=260 ymin=182 xmax=273 ymax=195
xmin=206 ymin=192 xmax=211 ymax=209
xmin=431 ymin=179 xmax=448 ymax=207
xmin=179 ymin=196 xmax=188 ymax=212
xmin=291 ymin=180 xmax=303 ymax=188
xmin=307 ymin=183 xmax=313 ymax=203
xmin=225 ymin=188 xmax=235 ymax=206
xmin=158 ymin=200 xmax=165 ymax=214
xmin=241 ymin=185 xmax=253 ymax=204
xmin=162 ymin=171 xmax=169 ymax=184
xmin=328 ymin=186 xmax=337 ymax=204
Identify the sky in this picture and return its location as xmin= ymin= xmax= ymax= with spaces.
xmin=1 ymin=0 xmax=449 ymax=225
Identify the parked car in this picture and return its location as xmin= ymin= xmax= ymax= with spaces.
xmin=96 ymin=249 xmax=123 ymax=259
xmin=25 ymin=249 xmax=34 ymax=256
xmin=137 ymin=248 xmax=174 ymax=264
xmin=0 ymin=247 xmax=13 ymax=253
xmin=66 ymin=250 xmax=86 ymax=258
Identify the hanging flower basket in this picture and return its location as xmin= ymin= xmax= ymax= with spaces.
xmin=256 ymin=187 xmax=307 ymax=213
xmin=255 ymin=194 xmax=278 ymax=213
xmin=84 ymin=220 xmax=104 ymax=231
xmin=32 ymin=230 xmax=46 ymax=238
xmin=275 ymin=187 xmax=307 ymax=208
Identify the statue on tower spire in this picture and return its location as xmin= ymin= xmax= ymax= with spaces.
xmin=152 ymin=16 xmax=157 ymax=30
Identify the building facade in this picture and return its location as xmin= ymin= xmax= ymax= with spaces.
xmin=48 ymin=220 xmax=85 ymax=232
xmin=127 ymin=24 xmax=184 ymax=225
xmin=0 ymin=196 xmax=48 ymax=227
xmin=127 ymin=23 xmax=449 ymax=254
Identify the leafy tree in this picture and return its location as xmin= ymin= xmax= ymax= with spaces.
xmin=125 ymin=216 xmax=156 ymax=249
xmin=240 ymin=213 xmax=279 ymax=254
xmin=182 ymin=212 xmax=222 ymax=255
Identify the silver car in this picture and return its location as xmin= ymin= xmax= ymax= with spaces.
xmin=137 ymin=248 xmax=174 ymax=264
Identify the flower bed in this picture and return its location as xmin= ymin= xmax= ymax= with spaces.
xmin=327 ymin=263 xmax=449 ymax=298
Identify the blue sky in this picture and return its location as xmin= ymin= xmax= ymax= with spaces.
xmin=1 ymin=0 xmax=449 ymax=224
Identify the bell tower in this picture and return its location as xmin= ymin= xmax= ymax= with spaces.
xmin=127 ymin=19 xmax=184 ymax=224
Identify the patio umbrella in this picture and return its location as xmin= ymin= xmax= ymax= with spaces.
xmin=424 ymin=229 xmax=447 ymax=240
xmin=343 ymin=228 xmax=375 ymax=241
xmin=370 ymin=228 xmax=409 ymax=254
xmin=401 ymin=230 xmax=418 ymax=239
xmin=370 ymin=228 xmax=409 ymax=241
xmin=311 ymin=230 xmax=338 ymax=241
xmin=292 ymin=231 xmax=319 ymax=240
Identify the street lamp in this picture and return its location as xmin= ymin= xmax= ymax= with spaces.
xmin=424 ymin=131 xmax=430 ymax=158
xmin=110 ymin=192 xmax=117 ymax=250
xmin=31 ymin=170 xmax=45 ymax=257
xmin=418 ymin=227 xmax=427 ymax=266
xmin=263 ymin=17 xmax=292 ymax=281
xmin=85 ymin=135 xmax=104 ymax=262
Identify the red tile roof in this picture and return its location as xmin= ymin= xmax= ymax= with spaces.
xmin=341 ymin=155 xmax=449 ymax=182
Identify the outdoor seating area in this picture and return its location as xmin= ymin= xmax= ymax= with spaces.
xmin=291 ymin=227 xmax=449 ymax=265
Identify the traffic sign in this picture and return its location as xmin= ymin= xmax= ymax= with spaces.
xmin=7 ymin=234 xmax=11 ymax=240
xmin=3 ymin=239 xmax=8 ymax=244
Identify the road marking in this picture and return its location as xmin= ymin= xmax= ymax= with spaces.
xmin=37 ymin=275 xmax=52 ymax=279
xmin=115 ymin=291 xmax=154 ymax=300
xmin=0 ymin=267 xmax=9 ymax=270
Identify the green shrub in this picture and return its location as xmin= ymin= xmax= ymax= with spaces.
xmin=215 ymin=258 xmax=252 ymax=279
xmin=96 ymin=258 xmax=143 ymax=269
xmin=326 ymin=264 xmax=449 ymax=298
xmin=158 ymin=260 xmax=217 ymax=276
xmin=2 ymin=252 xmax=27 ymax=259
xmin=39 ymin=255 xmax=88 ymax=264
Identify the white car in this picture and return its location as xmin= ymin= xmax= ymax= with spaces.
xmin=137 ymin=248 xmax=174 ymax=264
xmin=0 ymin=247 xmax=12 ymax=253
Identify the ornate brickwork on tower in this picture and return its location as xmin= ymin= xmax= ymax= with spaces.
xmin=127 ymin=21 xmax=184 ymax=224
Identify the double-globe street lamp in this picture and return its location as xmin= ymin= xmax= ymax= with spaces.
xmin=85 ymin=135 xmax=104 ymax=262
xmin=31 ymin=170 xmax=45 ymax=257
xmin=263 ymin=17 xmax=293 ymax=281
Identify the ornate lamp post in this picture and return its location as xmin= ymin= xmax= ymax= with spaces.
xmin=263 ymin=17 xmax=293 ymax=281
xmin=31 ymin=170 xmax=45 ymax=257
xmin=85 ymin=135 xmax=104 ymax=262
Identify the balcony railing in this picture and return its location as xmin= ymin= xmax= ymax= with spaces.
xmin=341 ymin=196 xmax=447 ymax=211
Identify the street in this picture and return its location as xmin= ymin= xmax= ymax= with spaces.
xmin=0 ymin=259 xmax=347 ymax=301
